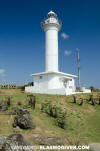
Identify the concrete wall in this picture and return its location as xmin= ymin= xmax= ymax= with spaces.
xmin=25 ymin=73 xmax=76 ymax=95
xmin=33 ymin=73 xmax=75 ymax=90
xmin=45 ymin=26 xmax=58 ymax=72
xmin=25 ymin=86 xmax=91 ymax=95
xmin=25 ymin=86 xmax=67 ymax=95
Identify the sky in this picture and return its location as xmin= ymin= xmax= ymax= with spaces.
xmin=0 ymin=0 xmax=100 ymax=88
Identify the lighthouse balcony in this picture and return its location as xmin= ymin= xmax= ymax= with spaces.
xmin=41 ymin=18 xmax=62 ymax=31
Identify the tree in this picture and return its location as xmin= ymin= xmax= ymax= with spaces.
xmin=27 ymin=82 xmax=34 ymax=86
xmin=89 ymin=86 xmax=95 ymax=92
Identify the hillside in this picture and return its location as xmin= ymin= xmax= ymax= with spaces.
xmin=0 ymin=89 xmax=100 ymax=149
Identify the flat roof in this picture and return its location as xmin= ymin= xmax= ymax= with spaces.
xmin=31 ymin=71 xmax=77 ymax=78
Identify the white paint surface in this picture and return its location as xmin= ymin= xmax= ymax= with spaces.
xmin=41 ymin=11 xmax=61 ymax=72
xmin=45 ymin=26 xmax=58 ymax=72
xmin=25 ymin=11 xmax=91 ymax=95
xmin=25 ymin=72 xmax=76 ymax=95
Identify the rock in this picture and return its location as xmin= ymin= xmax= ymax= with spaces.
xmin=88 ymin=95 xmax=93 ymax=102
xmin=41 ymin=104 xmax=44 ymax=112
xmin=0 ymin=136 xmax=7 ymax=150
xmin=13 ymin=108 xmax=36 ymax=129
xmin=9 ymin=107 xmax=29 ymax=115
xmin=99 ymin=98 xmax=100 ymax=105
xmin=31 ymin=96 xmax=36 ymax=110
xmin=91 ymin=100 xmax=95 ymax=106
xmin=49 ymin=105 xmax=53 ymax=117
xmin=1 ymin=105 xmax=8 ymax=111
xmin=73 ymin=96 xmax=77 ymax=103
xmin=16 ymin=108 xmax=30 ymax=115
xmin=0 ymin=134 xmax=33 ymax=151
xmin=61 ymin=113 xmax=66 ymax=130
xmin=79 ymin=98 xmax=84 ymax=106
xmin=28 ymin=96 xmax=36 ymax=110
xmin=77 ymin=141 xmax=86 ymax=146
xmin=28 ymin=96 xmax=33 ymax=106
xmin=0 ymin=101 xmax=8 ymax=111
xmin=31 ymin=133 xmax=67 ymax=145
xmin=0 ymin=101 xmax=2 ymax=110
xmin=54 ymin=107 xmax=58 ymax=118
xmin=23 ymin=105 xmax=31 ymax=109
xmin=89 ymin=143 xmax=100 ymax=151
xmin=6 ymin=97 xmax=11 ymax=106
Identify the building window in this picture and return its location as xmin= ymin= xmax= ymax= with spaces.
xmin=40 ymin=76 xmax=43 ymax=79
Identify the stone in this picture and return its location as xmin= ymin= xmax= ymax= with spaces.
xmin=79 ymin=98 xmax=83 ymax=106
xmin=61 ymin=113 xmax=66 ymax=130
xmin=54 ymin=107 xmax=58 ymax=118
xmin=23 ymin=105 xmax=31 ymax=109
xmin=77 ymin=141 xmax=86 ymax=146
xmin=28 ymin=96 xmax=32 ymax=106
xmin=0 ymin=101 xmax=8 ymax=111
xmin=91 ymin=100 xmax=95 ymax=106
xmin=0 ymin=134 xmax=33 ymax=151
xmin=0 ymin=136 xmax=7 ymax=150
xmin=16 ymin=108 xmax=30 ymax=115
xmin=31 ymin=133 xmax=67 ymax=145
xmin=99 ymin=98 xmax=100 ymax=105
xmin=32 ymin=96 xmax=36 ymax=110
xmin=41 ymin=104 xmax=44 ymax=112
xmin=1 ymin=105 xmax=8 ymax=111
xmin=13 ymin=108 xmax=36 ymax=129
xmin=28 ymin=96 xmax=36 ymax=110
xmin=6 ymin=97 xmax=11 ymax=106
xmin=73 ymin=96 xmax=76 ymax=103
xmin=89 ymin=95 xmax=93 ymax=102
xmin=49 ymin=105 xmax=53 ymax=117
xmin=89 ymin=143 xmax=100 ymax=151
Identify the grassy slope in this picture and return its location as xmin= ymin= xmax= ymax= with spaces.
xmin=0 ymin=89 xmax=100 ymax=145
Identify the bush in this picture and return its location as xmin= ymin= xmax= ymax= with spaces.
xmin=19 ymin=86 xmax=26 ymax=91
xmin=56 ymin=110 xmax=66 ymax=129
xmin=17 ymin=101 xmax=22 ymax=106
xmin=41 ymin=102 xmax=66 ymax=129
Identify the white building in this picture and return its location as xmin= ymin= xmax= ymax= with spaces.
xmin=25 ymin=11 xmax=90 ymax=95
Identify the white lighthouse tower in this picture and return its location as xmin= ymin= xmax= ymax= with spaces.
xmin=25 ymin=11 xmax=77 ymax=95
xmin=41 ymin=11 xmax=61 ymax=72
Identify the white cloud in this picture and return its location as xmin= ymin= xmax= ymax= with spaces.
xmin=61 ymin=32 xmax=69 ymax=39
xmin=64 ymin=50 xmax=71 ymax=56
xmin=0 ymin=69 xmax=6 ymax=76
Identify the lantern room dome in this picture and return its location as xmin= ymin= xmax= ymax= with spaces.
xmin=41 ymin=10 xmax=62 ymax=31
xmin=47 ymin=11 xmax=57 ymax=18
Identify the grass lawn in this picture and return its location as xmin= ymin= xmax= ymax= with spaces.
xmin=0 ymin=89 xmax=100 ymax=146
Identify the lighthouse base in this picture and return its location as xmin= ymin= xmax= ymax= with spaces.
xmin=25 ymin=71 xmax=78 ymax=95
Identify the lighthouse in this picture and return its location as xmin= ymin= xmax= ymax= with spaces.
xmin=41 ymin=11 xmax=61 ymax=72
xmin=25 ymin=11 xmax=78 ymax=95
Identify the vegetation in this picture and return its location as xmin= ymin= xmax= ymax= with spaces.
xmin=0 ymin=89 xmax=100 ymax=146
xmin=90 ymin=86 xmax=100 ymax=92
xmin=17 ymin=82 xmax=34 ymax=91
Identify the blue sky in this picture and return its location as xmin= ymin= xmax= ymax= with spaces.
xmin=0 ymin=0 xmax=100 ymax=88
